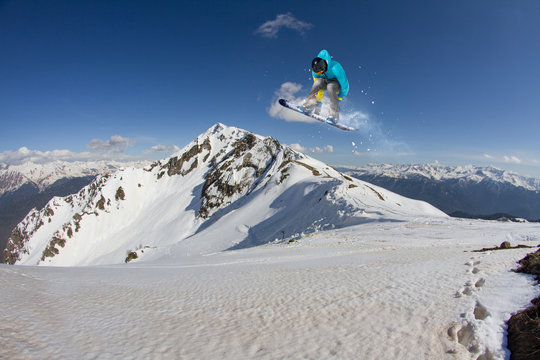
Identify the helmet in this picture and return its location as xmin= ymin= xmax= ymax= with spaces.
xmin=311 ymin=57 xmax=327 ymax=74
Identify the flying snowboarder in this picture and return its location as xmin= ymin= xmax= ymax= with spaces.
xmin=299 ymin=49 xmax=349 ymax=124
xmin=278 ymin=49 xmax=354 ymax=130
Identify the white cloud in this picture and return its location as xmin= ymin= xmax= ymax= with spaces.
xmin=269 ymin=82 xmax=315 ymax=123
xmin=288 ymin=143 xmax=333 ymax=154
xmin=0 ymin=147 xmax=119 ymax=165
xmin=353 ymin=151 xmax=371 ymax=157
xmin=288 ymin=143 xmax=307 ymax=152
xmin=144 ymin=144 xmax=180 ymax=154
xmin=88 ymin=135 xmax=135 ymax=153
xmin=503 ymin=155 xmax=521 ymax=164
xmin=482 ymin=153 xmax=524 ymax=165
xmin=275 ymin=82 xmax=303 ymax=99
xmin=254 ymin=13 xmax=313 ymax=38
xmin=1 ymin=135 xmax=139 ymax=166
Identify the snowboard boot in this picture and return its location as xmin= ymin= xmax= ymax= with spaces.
xmin=297 ymin=105 xmax=312 ymax=115
xmin=326 ymin=116 xmax=338 ymax=125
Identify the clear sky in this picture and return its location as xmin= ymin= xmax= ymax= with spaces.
xmin=1 ymin=0 xmax=540 ymax=176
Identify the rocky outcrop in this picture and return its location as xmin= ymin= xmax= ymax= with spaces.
xmin=199 ymin=135 xmax=282 ymax=219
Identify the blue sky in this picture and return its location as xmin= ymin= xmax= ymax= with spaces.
xmin=1 ymin=0 xmax=540 ymax=176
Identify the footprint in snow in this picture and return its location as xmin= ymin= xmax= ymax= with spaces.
xmin=474 ymin=278 xmax=486 ymax=288
xmin=446 ymin=257 xmax=492 ymax=357
xmin=455 ymin=259 xmax=485 ymax=298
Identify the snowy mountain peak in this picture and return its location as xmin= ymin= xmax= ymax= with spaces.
xmin=4 ymin=124 xmax=445 ymax=266
xmin=149 ymin=123 xmax=285 ymax=219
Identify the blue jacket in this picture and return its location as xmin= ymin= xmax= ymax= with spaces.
xmin=312 ymin=50 xmax=349 ymax=99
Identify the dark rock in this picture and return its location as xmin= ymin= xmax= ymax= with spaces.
xmin=500 ymin=241 xmax=512 ymax=249
xmin=507 ymin=248 xmax=540 ymax=359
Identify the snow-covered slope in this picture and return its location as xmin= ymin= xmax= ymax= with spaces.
xmin=3 ymin=124 xmax=445 ymax=266
xmin=0 ymin=159 xmax=149 ymax=262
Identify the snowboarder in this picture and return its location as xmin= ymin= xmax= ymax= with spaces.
xmin=299 ymin=49 xmax=349 ymax=124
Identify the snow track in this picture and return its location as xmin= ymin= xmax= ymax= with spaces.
xmin=2 ymin=219 xmax=539 ymax=359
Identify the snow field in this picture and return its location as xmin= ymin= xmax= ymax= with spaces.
xmin=2 ymin=218 xmax=539 ymax=360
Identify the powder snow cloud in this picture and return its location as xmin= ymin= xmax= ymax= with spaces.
xmin=269 ymin=82 xmax=410 ymax=157
xmin=254 ymin=13 xmax=313 ymax=38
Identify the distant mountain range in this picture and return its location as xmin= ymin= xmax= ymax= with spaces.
xmin=339 ymin=164 xmax=540 ymax=221
xmin=3 ymin=124 xmax=444 ymax=266
xmin=0 ymin=160 xmax=147 ymax=261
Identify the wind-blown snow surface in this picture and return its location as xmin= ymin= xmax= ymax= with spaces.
xmin=1 ymin=219 xmax=539 ymax=359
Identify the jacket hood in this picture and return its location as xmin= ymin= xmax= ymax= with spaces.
xmin=317 ymin=50 xmax=332 ymax=67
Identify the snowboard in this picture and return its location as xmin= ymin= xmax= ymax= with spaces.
xmin=278 ymin=98 xmax=357 ymax=131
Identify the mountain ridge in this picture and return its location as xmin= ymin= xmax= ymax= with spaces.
xmin=339 ymin=163 xmax=540 ymax=191
xmin=3 ymin=123 xmax=445 ymax=266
